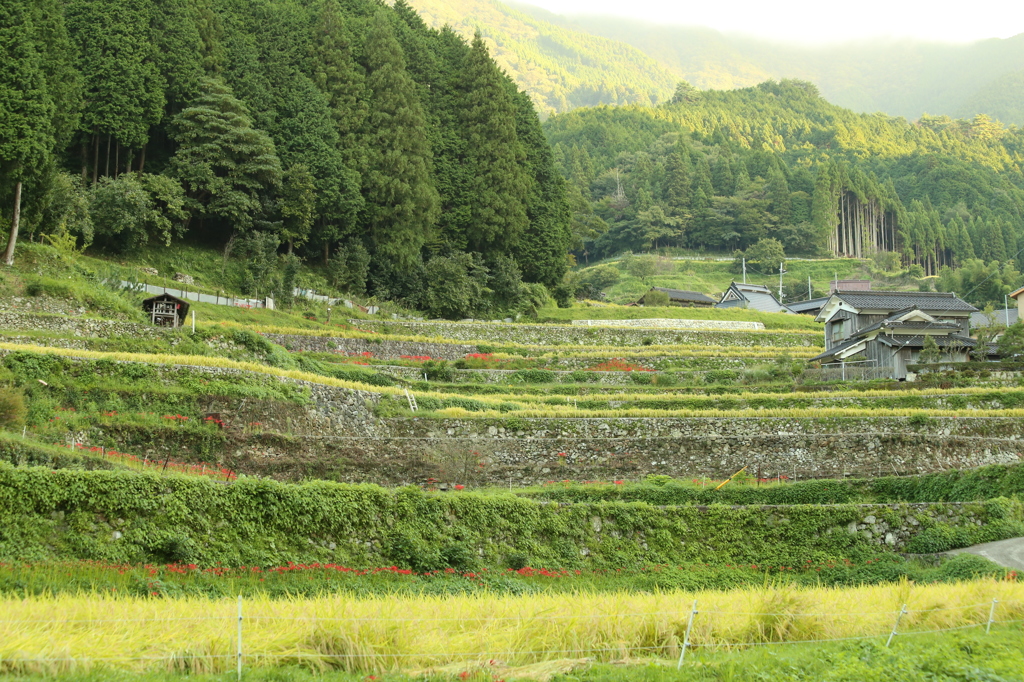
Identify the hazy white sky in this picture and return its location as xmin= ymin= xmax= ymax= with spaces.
xmin=521 ymin=0 xmax=1022 ymax=44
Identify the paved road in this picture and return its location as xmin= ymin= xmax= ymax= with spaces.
xmin=947 ymin=537 xmax=1024 ymax=571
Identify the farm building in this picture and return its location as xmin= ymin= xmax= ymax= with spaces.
xmin=715 ymin=282 xmax=790 ymax=314
xmin=812 ymin=291 xmax=977 ymax=378
xmin=637 ymin=287 xmax=716 ymax=307
xmin=142 ymin=293 xmax=189 ymax=328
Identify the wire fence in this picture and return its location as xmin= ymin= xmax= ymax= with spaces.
xmin=1 ymin=596 xmax=1022 ymax=677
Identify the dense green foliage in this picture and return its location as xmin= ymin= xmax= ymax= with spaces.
xmin=525 ymin=463 xmax=1024 ymax=506
xmin=0 ymin=552 xmax=1009 ymax=599
xmin=0 ymin=463 xmax=1019 ymax=568
xmin=432 ymin=0 xmax=1024 ymax=130
xmin=0 ymin=0 xmax=572 ymax=316
xmin=545 ymin=81 xmax=1024 ymax=306
xmin=406 ymin=0 xmax=679 ymax=116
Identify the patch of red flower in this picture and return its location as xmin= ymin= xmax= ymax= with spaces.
xmin=586 ymin=358 xmax=653 ymax=372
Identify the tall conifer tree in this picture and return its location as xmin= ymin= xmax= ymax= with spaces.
xmin=67 ymin=0 xmax=165 ymax=180
xmin=662 ymin=139 xmax=691 ymax=221
xmin=360 ymin=12 xmax=438 ymax=268
xmin=0 ymin=0 xmax=55 ymax=265
xmin=460 ymin=34 xmax=531 ymax=255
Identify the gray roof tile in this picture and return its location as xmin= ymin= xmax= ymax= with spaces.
xmin=833 ymin=291 xmax=977 ymax=313
xmin=971 ymin=309 xmax=1019 ymax=328
xmin=651 ymin=288 xmax=717 ymax=304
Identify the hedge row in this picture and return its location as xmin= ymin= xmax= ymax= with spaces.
xmin=1 ymin=464 xmax=1020 ymax=570
xmin=524 ymin=464 xmax=1024 ymax=506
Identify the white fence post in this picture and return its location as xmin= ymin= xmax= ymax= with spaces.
xmin=987 ymin=598 xmax=998 ymax=634
xmin=886 ymin=604 xmax=907 ymax=647
xmin=676 ymin=599 xmax=698 ymax=669
xmin=237 ymin=595 xmax=243 ymax=680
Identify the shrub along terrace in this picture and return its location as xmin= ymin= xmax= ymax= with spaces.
xmin=518 ymin=463 xmax=1024 ymax=506
xmin=0 ymin=464 xmax=1021 ymax=570
xmin=0 ymin=552 xmax=1012 ymax=599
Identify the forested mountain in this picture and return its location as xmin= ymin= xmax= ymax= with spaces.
xmin=404 ymin=0 xmax=678 ymax=116
xmin=403 ymin=0 xmax=1024 ymax=125
xmin=0 ymin=0 xmax=571 ymax=314
xmin=544 ymin=13 xmax=1024 ymax=125
xmin=544 ymin=80 xmax=1024 ymax=283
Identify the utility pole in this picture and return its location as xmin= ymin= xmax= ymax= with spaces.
xmin=742 ymin=257 xmax=746 ymax=284
xmin=1006 ymin=295 xmax=1010 ymax=327
xmin=778 ymin=262 xmax=785 ymax=301
xmin=808 ymin=274 xmax=813 ymax=301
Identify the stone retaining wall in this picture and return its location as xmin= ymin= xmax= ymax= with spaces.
xmin=266 ymin=334 xmax=790 ymax=370
xmin=571 ymin=318 xmax=764 ymax=331
xmin=350 ymin=320 xmax=821 ymax=348
xmin=104 ymin=407 xmax=1024 ymax=486
xmin=20 ymin=350 xmax=1024 ymax=487
xmin=0 ymin=312 xmax=162 ymax=339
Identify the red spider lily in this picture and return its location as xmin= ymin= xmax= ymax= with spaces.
xmin=587 ymin=358 xmax=653 ymax=372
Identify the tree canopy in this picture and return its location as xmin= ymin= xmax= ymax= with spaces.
xmin=0 ymin=0 xmax=571 ymax=311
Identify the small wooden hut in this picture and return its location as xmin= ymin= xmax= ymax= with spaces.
xmin=143 ymin=293 xmax=189 ymax=328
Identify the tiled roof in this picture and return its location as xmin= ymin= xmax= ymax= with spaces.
xmin=971 ymin=309 xmax=1019 ymax=328
xmin=786 ymin=297 xmax=829 ymax=314
xmin=651 ymin=288 xmax=716 ymax=304
xmin=734 ymin=283 xmax=772 ymax=293
xmin=833 ymin=290 xmax=977 ymax=313
xmin=717 ymin=291 xmax=789 ymax=313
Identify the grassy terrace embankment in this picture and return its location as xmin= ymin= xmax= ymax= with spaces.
xmin=1 ymin=461 xmax=1023 ymax=566
xmin=9 ymin=343 xmax=1024 ymax=422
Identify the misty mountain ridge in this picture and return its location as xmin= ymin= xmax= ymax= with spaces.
xmin=407 ymin=0 xmax=1024 ymax=124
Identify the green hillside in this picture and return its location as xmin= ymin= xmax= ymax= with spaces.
xmin=544 ymin=80 xmax=1024 ymax=308
xmin=0 ymin=0 xmax=574 ymax=321
xmin=404 ymin=0 xmax=1024 ymax=125
xmin=405 ymin=0 xmax=679 ymax=115
xmin=535 ymin=13 xmax=1024 ymax=124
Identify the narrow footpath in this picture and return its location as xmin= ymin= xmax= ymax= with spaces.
xmin=947 ymin=537 xmax=1024 ymax=571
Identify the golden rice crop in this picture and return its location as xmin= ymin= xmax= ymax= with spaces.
xmin=1 ymin=580 xmax=1020 ymax=675
xmin=0 ymin=342 xmax=532 ymax=411
xmin=10 ymin=343 xmax=1024 ymax=421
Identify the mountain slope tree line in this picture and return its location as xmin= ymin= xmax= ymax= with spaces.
xmin=544 ymin=80 xmax=1024 ymax=300
xmin=0 ymin=0 xmax=572 ymax=317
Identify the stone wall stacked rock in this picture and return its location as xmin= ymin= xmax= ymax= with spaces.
xmin=0 ymin=312 xmax=164 ymax=339
xmin=266 ymin=334 xmax=793 ymax=370
xmin=17 ymin=351 xmax=1023 ymax=487
xmin=264 ymin=333 xmax=479 ymax=360
xmin=350 ymin=320 xmax=822 ymax=348
xmin=570 ymin=318 xmax=764 ymax=330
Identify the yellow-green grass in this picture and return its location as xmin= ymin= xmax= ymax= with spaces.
xmin=593 ymin=257 xmax=865 ymax=305
xmin=0 ymin=342 xmax=408 ymax=395
xmin=7 ymin=344 xmax=1018 ymax=421
xmin=2 ymin=579 xmax=1020 ymax=675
